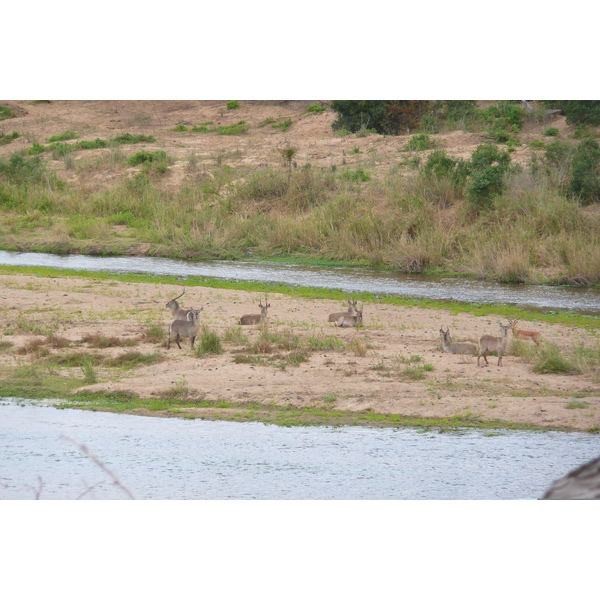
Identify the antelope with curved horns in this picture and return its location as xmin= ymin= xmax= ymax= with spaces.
xmin=478 ymin=322 xmax=511 ymax=367
xmin=166 ymin=289 xmax=195 ymax=321
xmin=239 ymin=299 xmax=270 ymax=325
xmin=167 ymin=308 xmax=204 ymax=349
xmin=508 ymin=319 xmax=541 ymax=346
xmin=328 ymin=300 xmax=358 ymax=323
xmin=335 ymin=304 xmax=363 ymax=327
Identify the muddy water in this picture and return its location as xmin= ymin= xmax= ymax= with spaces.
xmin=1 ymin=250 xmax=599 ymax=314
xmin=1 ymin=399 xmax=598 ymax=500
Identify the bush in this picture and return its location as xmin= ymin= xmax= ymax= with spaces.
xmin=0 ymin=105 xmax=15 ymax=121
xmin=0 ymin=153 xmax=47 ymax=184
xmin=404 ymin=133 xmax=435 ymax=151
xmin=226 ymin=101 xmax=240 ymax=110
xmin=544 ymin=127 xmax=559 ymax=137
xmin=216 ymin=121 xmax=250 ymax=135
xmin=331 ymin=100 xmax=430 ymax=135
xmin=47 ymin=130 xmax=79 ymax=143
xmin=112 ymin=133 xmax=156 ymax=144
xmin=545 ymin=101 xmax=600 ymax=126
xmin=306 ymin=103 xmax=326 ymax=114
xmin=195 ymin=327 xmax=222 ymax=357
xmin=466 ymin=144 xmax=512 ymax=207
xmin=129 ymin=150 xmax=168 ymax=166
xmin=568 ymin=139 xmax=600 ymax=204
xmin=0 ymin=131 xmax=19 ymax=146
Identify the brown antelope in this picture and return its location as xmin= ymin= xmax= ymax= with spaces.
xmin=166 ymin=289 xmax=195 ymax=321
xmin=508 ymin=319 xmax=541 ymax=346
xmin=335 ymin=305 xmax=363 ymax=327
xmin=478 ymin=322 xmax=511 ymax=367
xmin=439 ymin=326 xmax=478 ymax=355
xmin=239 ymin=300 xmax=270 ymax=325
xmin=167 ymin=308 xmax=203 ymax=349
xmin=328 ymin=300 xmax=358 ymax=323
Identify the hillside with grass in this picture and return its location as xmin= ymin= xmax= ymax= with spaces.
xmin=1 ymin=99 xmax=599 ymax=286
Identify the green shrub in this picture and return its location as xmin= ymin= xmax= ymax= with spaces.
xmin=195 ymin=328 xmax=223 ymax=357
xmin=568 ymin=139 xmax=600 ymax=204
xmin=0 ymin=105 xmax=15 ymax=121
xmin=112 ymin=133 xmax=156 ymax=144
xmin=273 ymin=118 xmax=293 ymax=132
xmin=216 ymin=121 xmax=250 ymax=135
xmin=331 ymin=100 xmax=430 ymax=135
xmin=0 ymin=131 xmax=19 ymax=146
xmin=532 ymin=343 xmax=580 ymax=375
xmin=466 ymin=144 xmax=512 ymax=206
xmin=544 ymin=127 xmax=559 ymax=137
xmin=404 ymin=133 xmax=435 ymax=151
xmin=226 ymin=101 xmax=240 ymax=110
xmin=306 ymin=103 xmax=326 ymax=114
xmin=544 ymin=101 xmax=600 ymax=126
xmin=129 ymin=150 xmax=168 ymax=166
xmin=47 ymin=130 xmax=79 ymax=143
xmin=171 ymin=124 xmax=188 ymax=132
xmin=0 ymin=153 xmax=47 ymax=184
xmin=338 ymin=167 xmax=371 ymax=182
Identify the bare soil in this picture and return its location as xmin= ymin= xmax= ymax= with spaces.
xmin=0 ymin=100 xmax=572 ymax=186
xmin=1 ymin=272 xmax=598 ymax=431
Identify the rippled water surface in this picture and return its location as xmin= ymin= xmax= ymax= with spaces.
xmin=1 ymin=250 xmax=599 ymax=314
xmin=2 ymin=400 xmax=598 ymax=500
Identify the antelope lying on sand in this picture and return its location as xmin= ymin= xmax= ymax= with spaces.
xmin=508 ymin=318 xmax=541 ymax=346
xmin=439 ymin=326 xmax=478 ymax=355
xmin=166 ymin=289 xmax=195 ymax=321
xmin=478 ymin=322 xmax=511 ymax=367
xmin=335 ymin=305 xmax=363 ymax=327
xmin=167 ymin=308 xmax=203 ymax=349
xmin=240 ymin=300 xmax=270 ymax=325
xmin=328 ymin=300 xmax=358 ymax=323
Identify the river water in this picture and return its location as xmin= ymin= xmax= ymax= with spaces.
xmin=1 ymin=399 xmax=598 ymax=500
xmin=1 ymin=250 xmax=599 ymax=314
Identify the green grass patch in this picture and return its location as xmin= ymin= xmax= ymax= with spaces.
xmin=216 ymin=121 xmax=250 ymax=135
xmin=0 ymin=131 xmax=20 ymax=145
xmin=0 ymin=105 xmax=15 ymax=121
xmin=47 ymin=130 xmax=79 ymax=143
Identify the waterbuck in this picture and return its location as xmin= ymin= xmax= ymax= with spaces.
xmin=167 ymin=308 xmax=203 ymax=349
xmin=439 ymin=326 xmax=478 ymax=355
xmin=166 ymin=289 xmax=195 ymax=321
xmin=508 ymin=318 xmax=541 ymax=346
xmin=239 ymin=300 xmax=270 ymax=325
xmin=335 ymin=305 xmax=363 ymax=327
xmin=478 ymin=322 xmax=511 ymax=367
xmin=328 ymin=300 xmax=358 ymax=323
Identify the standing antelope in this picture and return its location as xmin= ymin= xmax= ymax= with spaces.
xmin=508 ymin=319 xmax=541 ymax=346
xmin=335 ymin=305 xmax=363 ymax=327
xmin=439 ymin=326 xmax=478 ymax=355
xmin=328 ymin=300 xmax=358 ymax=323
xmin=167 ymin=308 xmax=203 ymax=349
xmin=166 ymin=289 xmax=195 ymax=321
xmin=478 ymin=322 xmax=511 ymax=367
xmin=239 ymin=300 xmax=270 ymax=325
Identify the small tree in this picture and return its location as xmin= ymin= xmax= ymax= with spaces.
xmin=568 ymin=139 xmax=600 ymax=204
xmin=544 ymin=100 xmax=600 ymax=126
xmin=466 ymin=144 xmax=511 ymax=207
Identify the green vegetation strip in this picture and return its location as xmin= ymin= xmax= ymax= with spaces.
xmin=1 ymin=263 xmax=598 ymax=329
xmin=60 ymin=392 xmax=548 ymax=432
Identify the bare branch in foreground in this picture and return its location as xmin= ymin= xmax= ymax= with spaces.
xmin=62 ymin=435 xmax=136 ymax=500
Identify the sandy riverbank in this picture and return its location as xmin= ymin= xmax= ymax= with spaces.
xmin=1 ymin=272 xmax=599 ymax=431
